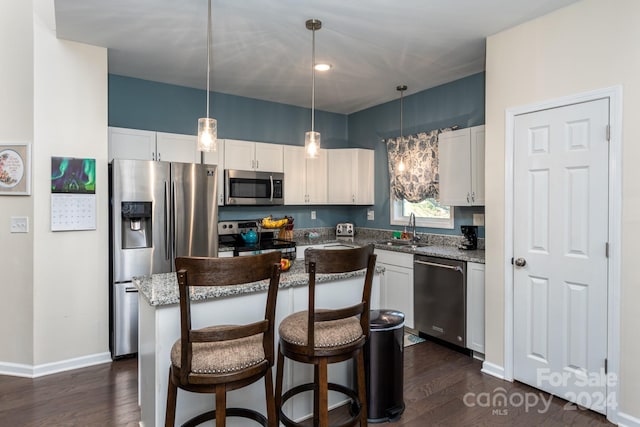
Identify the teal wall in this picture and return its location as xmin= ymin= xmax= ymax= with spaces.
xmin=108 ymin=73 xmax=485 ymax=235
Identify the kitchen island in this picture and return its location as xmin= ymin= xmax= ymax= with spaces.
xmin=135 ymin=261 xmax=381 ymax=427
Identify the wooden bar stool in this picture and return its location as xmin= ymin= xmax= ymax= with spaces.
xmin=165 ymin=252 xmax=281 ymax=427
xmin=275 ymin=244 xmax=376 ymax=427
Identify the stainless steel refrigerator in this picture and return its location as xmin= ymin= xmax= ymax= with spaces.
xmin=109 ymin=159 xmax=218 ymax=358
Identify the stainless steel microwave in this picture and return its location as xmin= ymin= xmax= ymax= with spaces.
xmin=224 ymin=169 xmax=284 ymax=205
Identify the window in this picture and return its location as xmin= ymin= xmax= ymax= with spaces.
xmin=390 ymin=195 xmax=454 ymax=229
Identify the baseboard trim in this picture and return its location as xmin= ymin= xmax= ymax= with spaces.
xmin=618 ymin=410 xmax=640 ymax=427
xmin=0 ymin=352 xmax=112 ymax=378
xmin=481 ymin=361 xmax=505 ymax=380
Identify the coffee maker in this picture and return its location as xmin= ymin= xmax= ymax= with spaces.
xmin=459 ymin=225 xmax=478 ymax=250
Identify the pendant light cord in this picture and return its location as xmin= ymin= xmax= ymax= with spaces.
xmin=311 ymin=25 xmax=316 ymax=132
xmin=206 ymin=0 xmax=211 ymax=119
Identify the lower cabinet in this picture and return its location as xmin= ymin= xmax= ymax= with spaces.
xmin=375 ymin=249 xmax=414 ymax=329
xmin=466 ymin=261 xmax=485 ymax=354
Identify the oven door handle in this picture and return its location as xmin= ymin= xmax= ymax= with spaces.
xmin=414 ymin=259 xmax=463 ymax=273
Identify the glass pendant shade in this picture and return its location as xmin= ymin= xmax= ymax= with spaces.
xmin=197 ymin=117 xmax=217 ymax=152
xmin=304 ymin=131 xmax=321 ymax=159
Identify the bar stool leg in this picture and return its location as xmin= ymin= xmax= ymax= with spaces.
xmin=215 ymin=385 xmax=227 ymax=427
xmin=318 ymin=359 xmax=329 ymax=427
xmin=165 ymin=369 xmax=177 ymax=427
xmin=356 ymin=350 xmax=368 ymax=426
xmin=264 ymin=366 xmax=277 ymax=427
xmin=275 ymin=345 xmax=285 ymax=422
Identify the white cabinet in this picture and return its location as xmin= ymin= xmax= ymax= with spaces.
xmin=327 ymin=148 xmax=374 ymax=205
xmin=224 ymin=139 xmax=283 ymax=172
xmin=375 ymin=249 xmax=414 ymax=329
xmin=466 ymin=261 xmax=485 ymax=354
xmin=202 ymin=140 xmax=225 ymax=206
xmin=108 ymin=127 xmax=200 ymax=163
xmin=438 ymin=125 xmax=485 ymax=206
xmin=283 ymin=146 xmax=327 ymax=205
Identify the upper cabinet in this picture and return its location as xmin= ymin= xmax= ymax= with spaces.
xmin=327 ymin=148 xmax=375 ymax=205
xmin=108 ymin=127 xmax=200 ymax=164
xmin=438 ymin=125 xmax=485 ymax=206
xmin=223 ymin=139 xmax=283 ymax=173
xmin=202 ymin=140 xmax=226 ymax=206
xmin=283 ymin=146 xmax=327 ymax=205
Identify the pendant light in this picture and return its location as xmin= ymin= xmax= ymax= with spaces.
xmin=197 ymin=0 xmax=217 ymax=152
xmin=304 ymin=19 xmax=322 ymax=159
xmin=397 ymin=85 xmax=408 ymax=172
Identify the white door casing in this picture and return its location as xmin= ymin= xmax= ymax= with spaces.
xmin=513 ymin=98 xmax=609 ymax=413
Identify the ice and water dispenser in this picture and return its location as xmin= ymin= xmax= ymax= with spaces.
xmin=121 ymin=201 xmax=152 ymax=249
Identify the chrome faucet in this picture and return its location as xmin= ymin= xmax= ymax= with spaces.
xmin=408 ymin=212 xmax=419 ymax=243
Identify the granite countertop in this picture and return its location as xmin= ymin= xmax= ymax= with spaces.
xmin=134 ymin=261 xmax=383 ymax=307
xmin=298 ymin=237 xmax=485 ymax=264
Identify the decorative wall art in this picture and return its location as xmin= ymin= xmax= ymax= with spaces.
xmin=50 ymin=157 xmax=97 ymax=231
xmin=0 ymin=143 xmax=31 ymax=195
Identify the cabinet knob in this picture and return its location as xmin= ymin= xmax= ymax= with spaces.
xmin=514 ymin=257 xmax=527 ymax=267
xmin=467 ymin=193 xmax=471 ymax=203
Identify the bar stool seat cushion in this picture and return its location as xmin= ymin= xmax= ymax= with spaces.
xmin=170 ymin=325 xmax=265 ymax=374
xmin=279 ymin=310 xmax=362 ymax=348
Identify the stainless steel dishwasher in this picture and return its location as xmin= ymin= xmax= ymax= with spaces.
xmin=413 ymin=255 xmax=466 ymax=347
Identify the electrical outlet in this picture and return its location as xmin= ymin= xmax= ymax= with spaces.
xmin=473 ymin=213 xmax=485 ymax=226
xmin=10 ymin=216 xmax=29 ymax=233
xmin=311 ymin=211 xmax=316 ymax=220
xmin=367 ymin=209 xmax=374 ymax=221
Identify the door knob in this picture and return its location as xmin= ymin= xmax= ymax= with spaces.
xmin=514 ymin=257 xmax=527 ymax=267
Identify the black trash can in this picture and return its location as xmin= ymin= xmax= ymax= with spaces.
xmin=364 ymin=309 xmax=405 ymax=423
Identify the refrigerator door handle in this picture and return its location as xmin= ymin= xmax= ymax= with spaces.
xmin=270 ymin=175 xmax=274 ymax=202
xmin=164 ymin=180 xmax=170 ymax=260
xmin=172 ymin=180 xmax=177 ymax=261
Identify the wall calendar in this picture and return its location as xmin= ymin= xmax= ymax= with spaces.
xmin=50 ymin=157 xmax=96 ymax=231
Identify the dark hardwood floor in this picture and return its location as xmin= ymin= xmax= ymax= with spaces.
xmin=0 ymin=341 xmax=612 ymax=426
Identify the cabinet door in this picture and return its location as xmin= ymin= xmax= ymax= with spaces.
xmin=283 ymin=146 xmax=306 ymax=205
xmin=203 ymin=139 xmax=225 ymax=206
xmin=354 ymin=149 xmax=374 ymax=205
xmin=156 ymin=132 xmax=199 ymax=163
xmin=466 ymin=261 xmax=485 ymax=354
xmin=224 ymin=139 xmax=255 ymax=170
xmin=255 ymin=142 xmax=284 ymax=172
xmin=381 ymin=263 xmax=414 ymax=329
xmin=327 ymin=149 xmax=354 ymax=204
xmin=306 ymin=149 xmax=327 ymax=204
xmin=108 ymin=127 xmax=156 ymax=161
xmin=375 ymin=249 xmax=414 ymax=329
xmin=470 ymin=125 xmax=485 ymax=205
xmin=438 ymin=128 xmax=472 ymax=206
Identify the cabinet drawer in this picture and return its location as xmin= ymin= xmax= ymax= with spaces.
xmin=374 ymin=249 xmax=413 ymax=268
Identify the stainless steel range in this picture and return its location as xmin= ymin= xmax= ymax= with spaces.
xmin=218 ymin=220 xmax=296 ymax=259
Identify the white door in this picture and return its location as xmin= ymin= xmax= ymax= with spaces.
xmin=513 ymin=98 xmax=609 ymax=413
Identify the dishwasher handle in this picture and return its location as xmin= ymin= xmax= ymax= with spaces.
xmin=414 ymin=259 xmax=464 ymax=273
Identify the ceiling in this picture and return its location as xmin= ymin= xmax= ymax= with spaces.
xmin=54 ymin=0 xmax=580 ymax=115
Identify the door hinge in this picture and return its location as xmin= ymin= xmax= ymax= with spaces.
xmin=605 ymin=358 xmax=608 ymax=374
xmin=606 ymin=124 xmax=611 ymax=142
xmin=606 ymin=242 xmax=609 ymax=258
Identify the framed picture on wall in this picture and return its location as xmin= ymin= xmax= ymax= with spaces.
xmin=0 ymin=142 xmax=31 ymax=195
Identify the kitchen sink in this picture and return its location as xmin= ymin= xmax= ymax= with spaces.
xmin=376 ymin=239 xmax=430 ymax=249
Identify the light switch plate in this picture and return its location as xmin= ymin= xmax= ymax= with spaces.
xmin=10 ymin=216 xmax=29 ymax=233
xmin=367 ymin=209 xmax=374 ymax=221
xmin=473 ymin=213 xmax=485 ymax=226
xmin=311 ymin=211 xmax=316 ymax=220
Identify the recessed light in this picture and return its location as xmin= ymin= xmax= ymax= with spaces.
xmin=314 ymin=63 xmax=332 ymax=71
